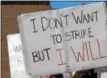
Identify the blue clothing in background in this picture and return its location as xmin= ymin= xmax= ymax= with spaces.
xmin=50 ymin=1 xmax=99 ymax=9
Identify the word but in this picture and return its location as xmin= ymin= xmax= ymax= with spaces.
xmin=32 ymin=48 xmax=51 ymax=63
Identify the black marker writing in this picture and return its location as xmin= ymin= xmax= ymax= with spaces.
xmin=51 ymin=34 xmax=62 ymax=44
xmin=32 ymin=48 xmax=51 ymax=63
xmin=72 ymin=10 xmax=98 ymax=24
xmin=31 ymin=18 xmax=38 ymax=33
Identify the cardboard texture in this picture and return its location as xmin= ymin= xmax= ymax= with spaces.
xmin=18 ymin=2 xmax=107 ymax=76
xmin=1 ymin=3 xmax=50 ymax=78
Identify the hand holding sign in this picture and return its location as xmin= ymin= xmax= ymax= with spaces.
xmin=18 ymin=2 xmax=107 ymax=76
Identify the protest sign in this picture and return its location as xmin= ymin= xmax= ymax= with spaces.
xmin=7 ymin=34 xmax=40 ymax=78
xmin=18 ymin=2 xmax=107 ymax=76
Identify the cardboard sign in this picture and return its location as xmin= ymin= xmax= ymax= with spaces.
xmin=18 ymin=2 xmax=107 ymax=76
xmin=7 ymin=34 xmax=40 ymax=78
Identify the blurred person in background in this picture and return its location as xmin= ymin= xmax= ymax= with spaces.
xmin=73 ymin=69 xmax=97 ymax=78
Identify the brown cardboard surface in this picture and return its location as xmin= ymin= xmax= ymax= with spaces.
xmin=1 ymin=4 xmax=51 ymax=78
